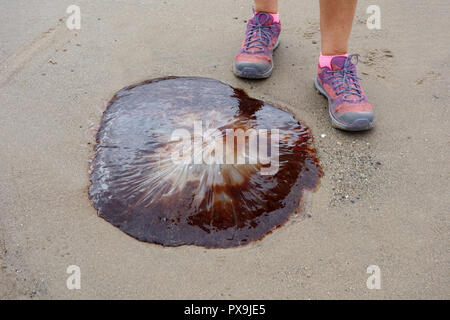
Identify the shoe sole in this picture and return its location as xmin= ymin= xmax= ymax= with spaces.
xmin=233 ymin=38 xmax=280 ymax=79
xmin=314 ymin=77 xmax=375 ymax=132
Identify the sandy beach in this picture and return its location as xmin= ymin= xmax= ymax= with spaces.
xmin=0 ymin=0 xmax=449 ymax=299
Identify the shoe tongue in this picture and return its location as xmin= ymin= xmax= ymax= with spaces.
xmin=331 ymin=56 xmax=349 ymax=71
xmin=252 ymin=12 xmax=274 ymax=26
xmin=330 ymin=55 xmax=361 ymax=100
xmin=245 ymin=12 xmax=274 ymax=52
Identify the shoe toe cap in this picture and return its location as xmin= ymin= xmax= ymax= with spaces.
xmin=336 ymin=111 xmax=375 ymax=131
xmin=234 ymin=61 xmax=272 ymax=74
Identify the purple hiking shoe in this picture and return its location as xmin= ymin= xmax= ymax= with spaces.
xmin=315 ymin=54 xmax=375 ymax=131
xmin=233 ymin=12 xmax=281 ymax=79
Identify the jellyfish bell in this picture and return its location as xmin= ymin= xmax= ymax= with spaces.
xmin=89 ymin=77 xmax=322 ymax=248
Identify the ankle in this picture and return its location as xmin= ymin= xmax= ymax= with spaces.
xmin=254 ymin=3 xmax=278 ymax=15
xmin=319 ymin=52 xmax=348 ymax=69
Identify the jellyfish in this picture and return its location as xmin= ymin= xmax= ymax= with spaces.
xmin=89 ymin=77 xmax=322 ymax=248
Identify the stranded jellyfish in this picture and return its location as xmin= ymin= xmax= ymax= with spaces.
xmin=89 ymin=77 xmax=322 ymax=248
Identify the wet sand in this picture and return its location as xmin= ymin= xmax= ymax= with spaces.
xmin=1 ymin=0 xmax=449 ymax=299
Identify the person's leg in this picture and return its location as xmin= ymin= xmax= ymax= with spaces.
xmin=233 ymin=0 xmax=281 ymax=79
xmin=315 ymin=0 xmax=375 ymax=131
xmin=320 ymin=0 xmax=356 ymax=56
xmin=254 ymin=0 xmax=278 ymax=14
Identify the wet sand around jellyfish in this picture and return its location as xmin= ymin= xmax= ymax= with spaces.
xmin=89 ymin=77 xmax=323 ymax=248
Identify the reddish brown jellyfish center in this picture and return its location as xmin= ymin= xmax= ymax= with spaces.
xmin=89 ymin=77 xmax=322 ymax=248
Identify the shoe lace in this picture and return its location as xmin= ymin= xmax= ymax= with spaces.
xmin=324 ymin=54 xmax=363 ymax=102
xmin=244 ymin=13 xmax=277 ymax=52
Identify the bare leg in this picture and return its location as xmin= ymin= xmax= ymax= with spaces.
xmin=320 ymin=0 xmax=357 ymax=55
xmin=254 ymin=0 xmax=278 ymax=13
